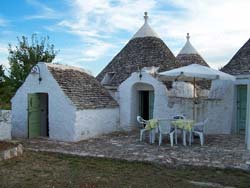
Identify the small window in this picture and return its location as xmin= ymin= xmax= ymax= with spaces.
xmin=101 ymin=72 xmax=116 ymax=85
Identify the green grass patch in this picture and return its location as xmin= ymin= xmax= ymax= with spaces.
xmin=0 ymin=151 xmax=249 ymax=188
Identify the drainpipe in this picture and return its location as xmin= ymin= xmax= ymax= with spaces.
xmin=246 ymin=84 xmax=250 ymax=150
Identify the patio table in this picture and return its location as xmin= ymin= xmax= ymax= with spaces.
xmin=171 ymin=119 xmax=194 ymax=146
xmin=145 ymin=119 xmax=158 ymax=144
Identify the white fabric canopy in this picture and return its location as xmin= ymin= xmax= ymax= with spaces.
xmin=159 ymin=64 xmax=235 ymax=81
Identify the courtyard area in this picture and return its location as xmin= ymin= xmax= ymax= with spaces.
xmin=21 ymin=131 xmax=250 ymax=171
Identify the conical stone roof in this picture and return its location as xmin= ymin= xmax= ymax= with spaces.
xmin=221 ymin=38 xmax=250 ymax=75
xmin=97 ymin=12 xmax=179 ymax=87
xmin=176 ymin=33 xmax=209 ymax=67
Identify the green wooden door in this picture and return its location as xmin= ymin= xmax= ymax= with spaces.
xmin=237 ymin=85 xmax=247 ymax=133
xmin=148 ymin=91 xmax=154 ymax=119
xmin=28 ymin=93 xmax=41 ymax=138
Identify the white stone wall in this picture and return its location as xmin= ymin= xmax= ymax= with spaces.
xmin=119 ymin=72 xmax=169 ymax=130
xmin=119 ymin=71 xmax=235 ymax=134
xmin=168 ymin=81 xmax=194 ymax=98
xmin=0 ymin=110 xmax=11 ymax=140
xmin=11 ymin=62 xmax=76 ymax=141
xmin=75 ymin=108 xmax=119 ymax=141
xmin=207 ymin=80 xmax=235 ymax=134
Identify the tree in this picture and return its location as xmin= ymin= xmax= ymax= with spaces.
xmin=0 ymin=34 xmax=58 ymax=109
xmin=0 ymin=65 xmax=4 ymax=81
xmin=0 ymin=65 xmax=11 ymax=109
xmin=8 ymin=34 xmax=58 ymax=93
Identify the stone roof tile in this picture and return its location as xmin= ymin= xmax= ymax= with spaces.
xmin=221 ymin=38 xmax=250 ymax=75
xmin=96 ymin=37 xmax=179 ymax=87
xmin=47 ymin=64 xmax=118 ymax=109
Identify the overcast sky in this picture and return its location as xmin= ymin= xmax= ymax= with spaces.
xmin=0 ymin=0 xmax=250 ymax=75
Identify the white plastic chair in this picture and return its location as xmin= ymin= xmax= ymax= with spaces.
xmin=158 ymin=119 xmax=175 ymax=147
xmin=137 ymin=116 xmax=149 ymax=142
xmin=192 ymin=119 xmax=208 ymax=146
xmin=173 ymin=114 xmax=185 ymax=120
xmin=172 ymin=114 xmax=186 ymax=145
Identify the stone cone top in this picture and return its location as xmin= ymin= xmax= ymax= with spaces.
xmin=132 ymin=12 xmax=159 ymax=39
xmin=177 ymin=33 xmax=209 ymax=67
xmin=178 ymin=33 xmax=198 ymax=55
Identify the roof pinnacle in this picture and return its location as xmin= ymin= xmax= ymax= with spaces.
xmin=144 ymin=12 xmax=148 ymax=22
xmin=187 ymin=33 xmax=190 ymax=41
xmin=178 ymin=33 xmax=198 ymax=55
xmin=131 ymin=12 xmax=159 ymax=39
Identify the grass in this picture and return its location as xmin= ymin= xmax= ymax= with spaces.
xmin=0 ymin=151 xmax=249 ymax=188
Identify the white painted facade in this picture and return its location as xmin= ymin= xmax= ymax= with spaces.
xmin=11 ymin=62 xmax=76 ymax=141
xmin=0 ymin=110 xmax=11 ymax=140
xmin=119 ymin=72 xmax=168 ymax=130
xmin=11 ymin=62 xmax=119 ymax=142
xmin=119 ymin=71 xmax=235 ymax=134
xmin=75 ymin=108 xmax=119 ymax=141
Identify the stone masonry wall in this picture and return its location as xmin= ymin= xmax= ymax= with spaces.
xmin=0 ymin=110 xmax=11 ymax=140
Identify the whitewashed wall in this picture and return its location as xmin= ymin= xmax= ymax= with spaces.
xmin=0 ymin=110 xmax=11 ymax=140
xmin=119 ymin=72 xmax=235 ymax=134
xmin=207 ymin=80 xmax=235 ymax=134
xmin=11 ymin=62 xmax=76 ymax=141
xmin=75 ymin=108 xmax=119 ymax=141
xmin=119 ymin=72 xmax=169 ymax=130
xmin=166 ymin=80 xmax=235 ymax=134
xmin=168 ymin=81 xmax=194 ymax=98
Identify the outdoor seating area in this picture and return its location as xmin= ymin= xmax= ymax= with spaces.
xmin=132 ymin=63 xmax=239 ymax=148
xmin=137 ymin=115 xmax=207 ymax=147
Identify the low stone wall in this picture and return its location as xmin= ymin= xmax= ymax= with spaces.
xmin=0 ymin=110 xmax=11 ymax=140
xmin=167 ymin=96 xmax=232 ymax=134
xmin=0 ymin=144 xmax=23 ymax=161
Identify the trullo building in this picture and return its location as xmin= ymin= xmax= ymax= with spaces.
xmin=11 ymin=63 xmax=119 ymax=141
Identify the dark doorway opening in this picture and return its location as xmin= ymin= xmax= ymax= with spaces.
xmin=140 ymin=91 xmax=149 ymax=120
xmin=28 ymin=93 xmax=49 ymax=138
xmin=139 ymin=91 xmax=154 ymax=120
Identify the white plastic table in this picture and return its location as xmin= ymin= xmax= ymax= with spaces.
xmin=171 ymin=119 xmax=194 ymax=146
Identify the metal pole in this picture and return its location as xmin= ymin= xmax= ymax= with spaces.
xmin=193 ymin=77 xmax=196 ymax=121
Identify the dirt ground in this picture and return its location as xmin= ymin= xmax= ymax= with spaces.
xmin=0 ymin=141 xmax=15 ymax=151
xmin=0 ymin=151 xmax=250 ymax=188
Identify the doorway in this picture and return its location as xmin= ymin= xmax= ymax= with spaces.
xmin=139 ymin=91 xmax=154 ymax=120
xmin=28 ymin=93 xmax=49 ymax=138
xmin=237 ymin=85 xmax=247 ymax=134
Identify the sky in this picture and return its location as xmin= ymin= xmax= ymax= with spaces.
xmin=1 ymin=0 xmax=250 ymax=76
